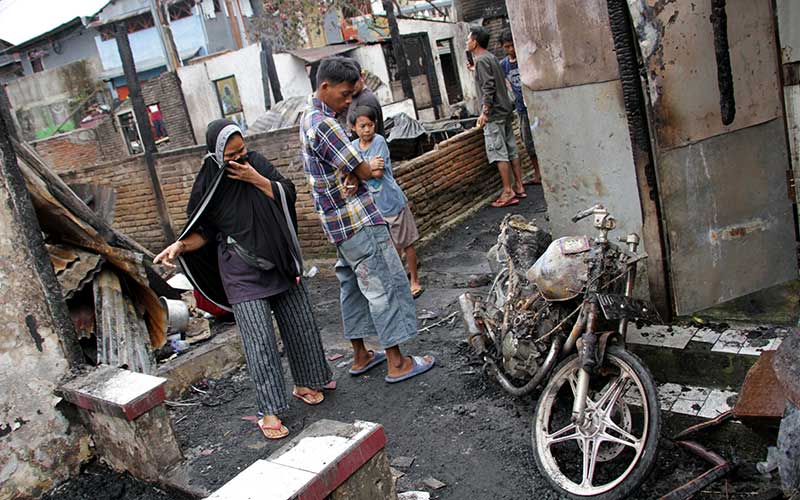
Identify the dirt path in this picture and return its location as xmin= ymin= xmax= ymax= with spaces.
xmin=45 ymin=186 xmax=781 ymax=499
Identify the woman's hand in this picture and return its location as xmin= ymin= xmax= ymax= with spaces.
xmin=228 ymin=159 xmax=274 ymax=198
xmin=226 ymin=159 xmax=262 ymax=185
xmin=154 ymin=240 xmax=185 ymax=269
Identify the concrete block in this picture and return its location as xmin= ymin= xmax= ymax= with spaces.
xmin=208 ymin=420 xmax=395 ymax=500
xmin=85 ymin=404 xmax=183 ymax=483
xmin=60 ymin=365 xmax=167 ymax=420
xmin=59 ymin=366 xmax=183 ymax=484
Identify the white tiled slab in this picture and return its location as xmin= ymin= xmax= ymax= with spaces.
xmin=271 ymin=435 xmax=353 ymax=474
xmin=697 ymin=390 xmax=737 ymax=419
xmin=656 ymin=383 xmax=683 ymax=411
xmin=711 ymin=330 xmax=749 ymax=354
xmin=627 ymin=325 xmax=695 ymax=349
xmin=207 ymin=460 xmax=315 ymax=500
xmin=691 ymin=329 xmax=721 ymax=344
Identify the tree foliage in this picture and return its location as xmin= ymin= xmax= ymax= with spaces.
xmin=252 ymin=0 xmax=372 ymax=50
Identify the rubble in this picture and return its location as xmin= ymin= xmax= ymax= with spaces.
xmin=13 ymin=137 xmax=180 ymax=372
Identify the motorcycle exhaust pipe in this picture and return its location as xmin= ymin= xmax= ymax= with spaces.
xmin=458 ymin=293 xmax=481 ymax=335
xmin=488 ymin=336 xmax=562 ymax=397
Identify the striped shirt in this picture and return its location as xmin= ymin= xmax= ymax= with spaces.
xmin=300 ymin=97 xmax=385 ymax=244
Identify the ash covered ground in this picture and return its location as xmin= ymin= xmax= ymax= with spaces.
xmin=45 ymin=186 xmax=783 ymax=500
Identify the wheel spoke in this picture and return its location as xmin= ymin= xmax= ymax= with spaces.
xmin=580 ymin=437 xmax=600 ymax=488
xmin=600 ymin=420 xmax=641 ymax=450
xmin=596 ymin=374 xmax=629 ymax=415
xmin=545 ymin=423 xmax=579 ymax=446
xmin=566 ymin=370 xmax=579 ymax=398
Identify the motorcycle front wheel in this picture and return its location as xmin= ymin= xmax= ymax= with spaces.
xmin=532 ymin=346 xmax=660 ymax=499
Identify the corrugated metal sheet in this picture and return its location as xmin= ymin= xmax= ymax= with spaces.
xmin=657 ymin=119 xmax=797 ymax=314
xmin=94 ymin=269 xmax=155 ymax=374
xmin=506 ymin=0 xmax=619 ymax=91
xmin=627 ymin=0 xmax=782 ymax=150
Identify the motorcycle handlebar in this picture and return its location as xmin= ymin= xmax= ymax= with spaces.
xmin=571 ymin=204 xmax=603 ymax=223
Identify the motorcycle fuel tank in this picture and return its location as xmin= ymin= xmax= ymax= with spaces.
xmin=527 ymin=236 xmax=591 ymax=301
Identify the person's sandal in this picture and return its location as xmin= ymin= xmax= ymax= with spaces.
xmin=258 ymin=417 xmax=289 ymax=440
xmin=292 ymin=388 xmax=324 ymax=405
xmin=490 ymin=197 xmax=519 ymax=208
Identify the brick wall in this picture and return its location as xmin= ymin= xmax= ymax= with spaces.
xmin=395 ymin=123 xmax=533 ymax=239
xmin=483 ymin=17 xmax=511 ymax=60
xmin=33 ymin=72 xmax=195 ymax=174
xmin=141 ymin=72 xmax=196 ymax=151
xmin=458 ymin=0 xmax=506 ymax=22
xmin=56 ymin=124 xmax=533 ymax=257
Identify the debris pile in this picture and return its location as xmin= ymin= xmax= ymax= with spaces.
xmin=14 ymin=138 xmax=184 ymax=374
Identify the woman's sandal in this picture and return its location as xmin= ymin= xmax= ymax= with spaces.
xmin=292 ymin=388 xmax=325 ymax=405
xmin=258 ymin=417 xmax=289 ymax=440
xmin=490 ymin=197 xmax=519 ymax=208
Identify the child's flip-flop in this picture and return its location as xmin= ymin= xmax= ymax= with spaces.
xmin=258 ymin=418 xmax=289 ymax=440
xmin=411 ymin=286 xmax=425 ymax=299
xmin=348 ymin=350 xmax=387 ymax=375
xmin=385 ymin=355 xmax=435 ymax=383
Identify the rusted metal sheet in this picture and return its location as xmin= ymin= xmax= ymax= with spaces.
xmin=657 ymin=119 xmax=797 ymax=314
xmin=628 ymin=0 xmax=782 ymax=150
xmin=734 ymin=351 xmax=785 ymax=420
xmin=48 ymin=244 xmax=104 ymax=300
xmin=777 ymin=0 xmax=800 ymax=64
xmin=505 ymin=0 xmax=619 ymax=91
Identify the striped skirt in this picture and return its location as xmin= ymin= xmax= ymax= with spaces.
xmin=232 ymin=281 xmax=332 ymax=416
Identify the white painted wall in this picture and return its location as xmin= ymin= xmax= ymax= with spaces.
xmin=396 ymin=19 xmax=478 ymax=114
xmin=273 ymin=53 xmax=313 ymax=99
xmin=353 ymin=45 xmax=393 ymax=104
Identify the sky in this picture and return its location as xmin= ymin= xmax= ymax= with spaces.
xmin=0 ymin=0 xmax=109 ymax=46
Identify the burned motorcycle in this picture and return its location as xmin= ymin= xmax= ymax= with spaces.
xmin=460 ymin=205 xmax=661 ymax=500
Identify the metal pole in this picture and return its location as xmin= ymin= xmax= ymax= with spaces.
xmin=114 ymin=21 xmax=176 ymax=243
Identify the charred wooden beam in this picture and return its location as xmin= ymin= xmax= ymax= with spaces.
xmin=114 ymin=20 xmax=176 ymax=244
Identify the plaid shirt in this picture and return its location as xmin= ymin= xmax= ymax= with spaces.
xmin=301 ymin=97 xmax=384 ymax=244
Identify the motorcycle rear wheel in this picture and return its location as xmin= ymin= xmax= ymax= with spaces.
xmin=531 ymin=346 xmax=660 ymax=499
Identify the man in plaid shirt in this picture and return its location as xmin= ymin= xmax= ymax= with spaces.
xmin=301 ymin=57 xmax=434 ymax=383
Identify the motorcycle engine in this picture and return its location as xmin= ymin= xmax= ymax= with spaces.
xmin=499 ymin=294 xmax=567 ymax=380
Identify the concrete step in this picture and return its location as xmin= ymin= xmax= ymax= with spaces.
xmin=626 ymin=324 xmax=788 ymax=389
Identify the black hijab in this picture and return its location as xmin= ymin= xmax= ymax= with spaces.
xmin=177 ymin=119 xmax=301 ymax=311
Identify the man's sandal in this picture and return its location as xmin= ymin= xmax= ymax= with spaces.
xmin=292 ymin=388 xmax=324 ymax=405
xmin=258 ymin=418 xmax=289 ymax=440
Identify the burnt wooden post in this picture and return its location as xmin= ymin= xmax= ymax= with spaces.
xmin=382 ymin=0 xmax=415 ymax=106
xmin=114 ymin=21 xmax=176 ymax=243
xmin=261 ymin=39 xmax=283 ymax=107
xmin=0 ymin=84 xmax=84 ymax=368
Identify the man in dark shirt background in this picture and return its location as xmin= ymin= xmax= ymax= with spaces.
xmin=500 ymin=29 xmax=541 ymax=184
xmin=467 ymin=26 xmax=525 ymax=208
xmin=345 ymin=60 xmax=384 ymax=138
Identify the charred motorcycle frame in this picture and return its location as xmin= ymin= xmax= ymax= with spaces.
xmin=460 ymin=205 xmax=661 ymax=499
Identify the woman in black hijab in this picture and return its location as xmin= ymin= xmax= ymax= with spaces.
xmin=155 ymin=119 xmax=332 ymax=440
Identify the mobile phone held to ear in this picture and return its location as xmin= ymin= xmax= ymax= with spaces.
xmin=466 ymin=50 xmax=474 ymax=66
